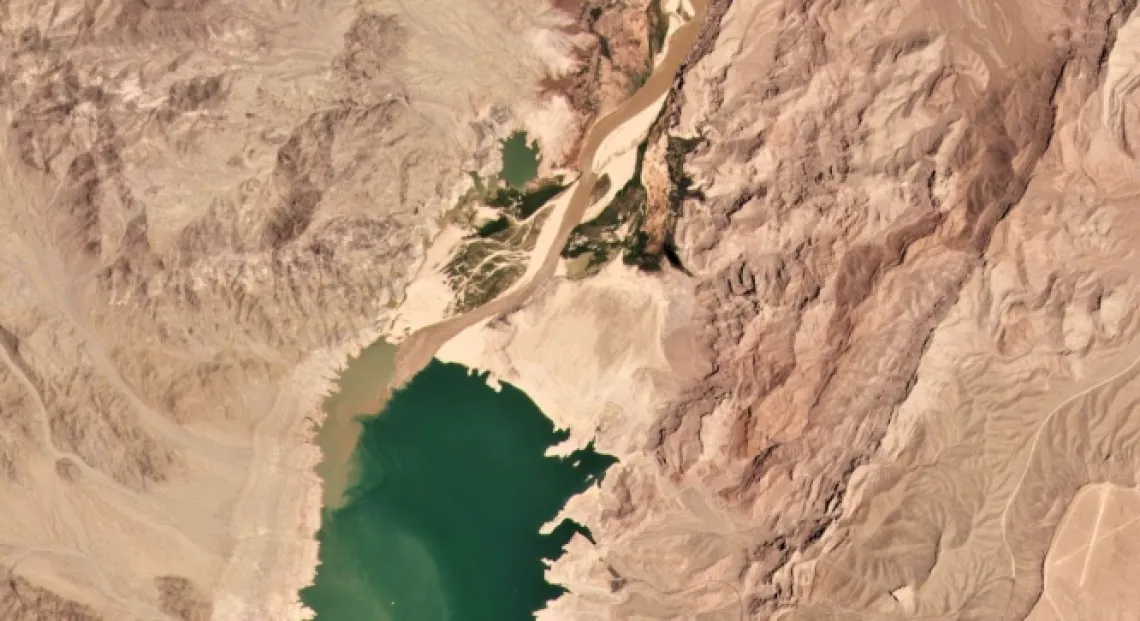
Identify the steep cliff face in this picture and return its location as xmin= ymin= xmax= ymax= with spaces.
xmin=540 ymin=0 xmax=1140 ymax=618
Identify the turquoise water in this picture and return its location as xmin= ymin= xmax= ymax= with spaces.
xmin=500 ymin=131 xmax=540 ymax=188
xmin=302 ymin=360 xmax=615 ymax=621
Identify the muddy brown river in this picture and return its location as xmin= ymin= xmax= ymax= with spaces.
xmin=305 ymin=5 xmax=713 ymax=618
xmin=314 ymin=1 xmax=711 ymax=495
xmin=389 ymin=0 xmax=710 ymax=387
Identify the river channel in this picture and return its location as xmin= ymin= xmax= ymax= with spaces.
xmin=305 ymin=2 xmax=710 ymax=618
xmin=389 ymin=0 xmax=710 ymax=388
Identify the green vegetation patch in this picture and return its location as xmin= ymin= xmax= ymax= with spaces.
xmin=561 ymin=190 xmax=635 ymax=258
xmin=560 ymin=134 xmax=704 ymax=278
xmin=483 ymin=176 xmax=566 ymax=221
xmin=562 ymin=142 xmax=651 ymax=277
xmin=446 ymin=204 xmax=554 ymax=313
xmin=444 ymin=241 xmax=524 ymax=314
xmin=454 ymin=258 xmax=526 ymax=313
xmin=622 ymin=230 xmax=659 ymax=271
xmin=475 ymin=216 xmax=511 ymax=239
xmin=598 ymin=35 xmax=613 ymax=60
xmin=519 ymin=208 xmax=552 ymax=251
xmin=648 ymin=0 xmax=669 ymax=58
xmin=518 ymin=179 xmax=565 ymax=219
xmin=623 ymin=0 xmax=668 ymax=95
xmin=438 ymin=130 xmax=567 ymax=308
xmin=620 ymin=135 xmax=705 ymax=273
xmin=589 ymin=173 xmax=612 ymax=205
xmin=666 ymin=135 xmax=704 ymax=213
xmin=445 ymin=241 xmax=497 ymax=284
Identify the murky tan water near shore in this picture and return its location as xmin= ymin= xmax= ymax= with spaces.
xmin=315 ymin=340 xmax=398 ymax=508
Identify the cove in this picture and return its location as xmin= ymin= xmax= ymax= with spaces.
xmin=302 ymin=358 xmax=615 ymax=620
xmin=499 ymin=130 xmax=540 ymax=188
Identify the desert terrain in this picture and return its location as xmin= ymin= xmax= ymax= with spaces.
xmin=0 ymin=0 xmax=634 ymax=617
xmin=429 ymin=0 xmax=1140 ymax=619
xmin=4 ymin=0 xmax=1140 ymax=619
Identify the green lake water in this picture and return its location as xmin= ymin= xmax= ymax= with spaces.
xmin=500 ymin=131 xmax=540 ymax=188
xmin=302 ymin=359 xmax=615 ymax=621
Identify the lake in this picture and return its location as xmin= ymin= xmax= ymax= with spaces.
xmin=315 ymin=340 xmax=399 ymax=509
xmin=500 ymin=131 xmax=540 ymax=188
xmin=302 ymin=358 xmax=614 ymax=620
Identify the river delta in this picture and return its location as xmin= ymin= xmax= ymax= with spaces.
xmin=303 ymin=2 xmax=707 ymax=618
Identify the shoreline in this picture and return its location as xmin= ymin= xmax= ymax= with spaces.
xmin=387 ymin=0 xmax=708 ymax=390
xmin=432 ymin=261 xmax=695 ymax=620
xmin=274 ymin=2 xmax=710 ymax=618
xmin=212 ymin=326 xmax=384 ymax=621
xmin=314 ymin=340 xmax=401 ymax=509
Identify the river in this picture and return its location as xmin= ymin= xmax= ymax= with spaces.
xmin=389 ymin=0 xmax=710 ymax=388
xmin=304 ymin=2 xmax=710 ymax=618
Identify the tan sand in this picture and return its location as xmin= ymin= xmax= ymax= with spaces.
xmin=386 ymin=225 xmax=466 ymax=341
xmin=214 ymin=327 xmax=384 ymax=621
xmin=1028 ymin=483 xmax=1140 ymax=621
xmin=389 ymin=0 xmax=710 ymax=394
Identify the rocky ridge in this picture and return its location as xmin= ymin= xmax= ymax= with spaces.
xmin=560 ymin=0 xmax=1140 ymax=618
xmin=5 ymin=0 xmax=1140 ymax=619
xmin=442 ymin=0 xmax=1140 ymax=619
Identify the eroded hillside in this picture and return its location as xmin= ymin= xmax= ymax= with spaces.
xmin=452 ymin=0 xmax=1140 ymax=619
